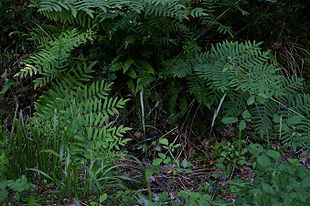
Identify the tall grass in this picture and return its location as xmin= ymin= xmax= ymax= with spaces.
xmin=1 ymin=113 xmax=131 ymax=204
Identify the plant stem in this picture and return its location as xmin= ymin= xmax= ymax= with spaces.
xmin=140 ymin=90 xmax=146 ymax=137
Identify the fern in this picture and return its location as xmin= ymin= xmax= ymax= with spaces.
xmin=17 ymin=27 xmax=131 ymax=161
xmin=251 ymin=101 xmax=276 ymax=138
xmin=194 ymin=41 xmax=282 ymax=96
xmin=25 ymin=24 xmax=62 ymax=47
xmin=274 ymin=94 xmax=310 ymax=150
xmin=176 ymin=40 xmax=309 ymax=149
xmin=31 ymin=63 xmax=131 ymax=159
xmin=187 ymin=76 xmax=219 ymax=109
xmin=16 ymin=29 xmax=94 ymax=88
xmin=201 ymin=41 xmax=308 ymax=148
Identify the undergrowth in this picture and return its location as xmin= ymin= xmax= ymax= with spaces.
xmin=0 ymin=0 xmax=309 ymax=205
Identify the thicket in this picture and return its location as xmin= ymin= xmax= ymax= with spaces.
xmin=0 ymin=0 xmax=309 ymax=205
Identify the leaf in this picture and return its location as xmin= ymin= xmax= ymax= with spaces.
xmin=287 ymin=115 xmax=303 ymax=125
xmin=139 ymin=61 xmax=155 ymax=75
xmin=0 ymin=80 xmax=16 ymax=97
xmin=163 ymin=156 xmax=171 ymax=164
xmin=122 ymin=58 xmax=134 ymax=73
xmin=287 ymin=158 xmax=301 ymax=166
xmin=181 ymin=159 xmax=192 ymax=168
xmin=272 ymin=114 xmax=281 ymax=123
xmin=257 ymin=154 xmax=271 ymax=167
xmin=247 ymin=144 xmax=264 ymax=156
xmin=152 ymin=158 xmax=163 ymax=166
xmin=159 ymin=138 xmax=169 ymax=146
xmin=266 ymin=150 xmax=281 ymax=161
xmin=7 ymin=176 xmax=32 ymax=192
xmin=126 ymin=68 xmax=137 ymax=79
xmin=261 ymin=183 xmax=274 ymax=194
xmin=158 ymin=153 xmax=166 ymax=159
xmin=247 ymin=96 xmax=255 ymax=105
xmin=222 ymin=117 xmax=238 ymax=124
xmin=99 ymin=193 xmax=108 ymax=202
xmin=256 ymin=96 xmax=266 ymax=104
xmin=301 ymin=136 xmax=310 ymax=142
xmin=173 ymin=143 xmax=181 ymax=148
xmin=242 ymin=110 xmax=252 ymax=120
xmin=216 ymin=163 xmax=226 ymax=170
xmin=239 ymin=120 xmax=246 ymax=131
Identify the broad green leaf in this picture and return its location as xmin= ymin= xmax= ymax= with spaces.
xmin=126 ymin=68 xmax=137 ymax=79
xmin=173 ymin=143 xmax=181 ymax=148
xmin=261 ymin=183 xmax=274 ymax=194
xmin=247 ymin=96 xmax=255 ymax=105
xmin=222 ymin=117 xmax=238 ymax=124
xmin=158 ymin=153 xmax=166 ymax=159
xmin=7 ymin=176 xmax=33 ymax=192
xmin=216 ymin=163 xmax=226 ymax=170
xmin=256 ymin=96 xmax=266 ymax=104
xmin=163 ymin=156 xmax=171 ymax=164
xmin=159 ymin=138 xmax=169 ymax=145
xmin=139 ymin=61 xmax=155 ymax=75
xmin=301 ymin=136 xmax=310 ymax=142
xmin=181 ymin=159 xmax=192 ymax=168
xmin=122 ymin=58 xmax=134 ymax=73
xmin=242 ymin=110 xmax=252 ymax=120
xmin=287 ymin=158 xmax=300 ymax=166
xmin=239 ymin=120 xmax=246 ymax=131
xmin=99 ymin=193 xmax=108 ymax=202
xmin=266 ymin=150 xmax=281 ymax=161
xmin=152 ymin=158 xmax=163 ymax=166
xmin=257 ymin=154 xmax=271 ymax=167
xmin=247 ymin=144 xmax=264 ymax=156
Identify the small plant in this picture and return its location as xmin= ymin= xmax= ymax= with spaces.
xmin=213 ymin=140 xmax=247 ymax=179
xmin=152 ymin=137 xmax=181 ymax=166
xmin=229 ymin=144 xmax=310 ymax=206
xmin=0 ymin=175 xmax=34 ymax=204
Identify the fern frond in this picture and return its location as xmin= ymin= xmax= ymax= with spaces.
xmin=274 ymin=94 xmax=310 ymax=150
xmin=251 ymin=101 xmax=276 ymax=138
xmin=16 ymin=29 xmax=94 ymax=88
xmin=187 ymin=76 xmax=219 ymax=109
xmin=194 ymin=41 xmax=296 ymax=98
xmin=32 ymin=76 xmax=130 ymax=154
xmin=169 ymin=59 xmax=192 ymax=78
xmin=25 ymin=24 xmax=62 ymax=46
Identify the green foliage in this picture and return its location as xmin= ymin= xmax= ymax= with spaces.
xmin=16 ymin=29 xmax=94 ymax=88
xmin=214 ymin=140 xmax=247 ymax=179
xmin=193 ymin=41 xmax=301 ymax=97
xmin=15 ymin=26 xmax=131 ymax=161
xmin=274 ymin=94 xmax=310 ymax=150
xmin=152 ymin=137 xmax=181 ymax=166
xmin=4 ymin=16 xmax=132 ymax=202
xmin=32 ymin=76 xmax=131 ymax=157
xmin=178 ymin=41 xmax=309 ymax=149
xmin=0 ymin=176 xmax=34 ymax=204
xmin=30 ymin=0 xmax=195 ymax=30
xmin=230 ymin=144 xmax=310 ymax=206
xmin=2 ymin=0 xmax=310 ymax=203
xmin=115 ymin=189 xmax=229 ymax=206
xmin=1 ymin=116 xmax=131 ymax=202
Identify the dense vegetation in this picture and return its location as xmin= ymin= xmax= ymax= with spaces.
xmin=0 ymin=0 xmax=309 ymax=205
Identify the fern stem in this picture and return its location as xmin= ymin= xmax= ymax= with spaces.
xmin=270 ymin=97 xmax=305 ymax=118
